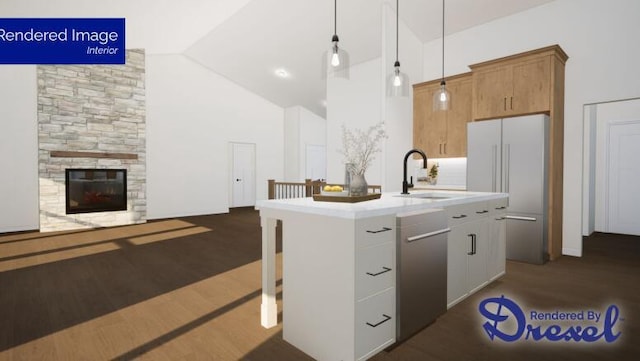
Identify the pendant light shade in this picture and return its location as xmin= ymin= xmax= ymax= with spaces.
xmin=324 ymin=0 xmax=350 ymax=79
xmin=387 ymin=0 xmax=409 ymax=97
xmin=433 ymin=80 xmax=450 ymax=110
xmin=433 ymin=0 xmax=450 ymax=111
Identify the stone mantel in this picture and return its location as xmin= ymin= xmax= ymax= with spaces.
xmin=50 ymin=151 xmax=138 ymax=160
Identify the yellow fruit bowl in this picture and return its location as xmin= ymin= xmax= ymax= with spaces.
xmin=320 ymin=190 xmax=349 ymax=196
xmin=320 ymin=185 xmax=348 ymax=196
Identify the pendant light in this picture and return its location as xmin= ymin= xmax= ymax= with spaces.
xmin=433 ymin=0 xmax=450 ymax=110
xmin=387 ymin=0 xmax=409 ymax=97
xmin=324 ymin=0 xmax=350 ymax=79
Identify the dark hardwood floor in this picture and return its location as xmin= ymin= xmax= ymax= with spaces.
xmin=0 ymin=209 xmax=638 ymax=360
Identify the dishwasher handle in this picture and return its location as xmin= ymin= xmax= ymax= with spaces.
xmin=504 ymin=215 xmax=537 ymax=222
xmin=406 ymin=227 xmax=451 ymax=243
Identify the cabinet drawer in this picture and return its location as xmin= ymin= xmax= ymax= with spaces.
xmin=356 ymin=243 xmax=395 ymax=300
xmin=355 ymin=288 xmax=396 ymax=360
xmin=446 ymin=201 xmax=489 ymax=226
xmin=356 ymin=215 xmax=395 ymax=248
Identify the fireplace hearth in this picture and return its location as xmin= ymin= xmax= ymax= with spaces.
xmin=65 ymin=169 xmax=127 ymax=214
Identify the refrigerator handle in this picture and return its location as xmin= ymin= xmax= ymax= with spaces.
xmin=504 ymin=144 xmax=511 ymax=193
xmin=491 ymin=145 xmax=497 ymax=192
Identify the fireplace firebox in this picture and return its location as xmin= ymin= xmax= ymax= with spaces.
xmin=65 ymin=169 xmax=127 ymax=214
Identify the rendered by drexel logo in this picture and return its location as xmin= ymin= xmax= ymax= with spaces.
xmin=478 ymin=295 xmax=622 ymax=343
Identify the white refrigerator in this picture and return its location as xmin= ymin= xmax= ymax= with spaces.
xmin=467 ymin=114 xmax=549 ymax=264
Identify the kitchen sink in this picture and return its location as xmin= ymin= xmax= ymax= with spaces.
xmin=394 ymin=193 xmax=455 ymax=200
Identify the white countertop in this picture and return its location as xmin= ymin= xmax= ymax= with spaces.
xmin=255 ymin=190 xmax=507 ymax=219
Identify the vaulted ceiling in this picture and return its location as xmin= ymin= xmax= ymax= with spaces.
xmin=1 ymin=0 xmax=555 ymax=117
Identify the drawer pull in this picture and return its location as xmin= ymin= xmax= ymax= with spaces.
xmin=452 ymin=214 xmax=467 ymax=219
xmin=366 ymin=227 xmax=392 ymax=234
xmin=476 ymin=210 xmax=489 ymax=214
xmin=406 ymin=227 xmax=451 ymax=242
xmin=467 ymin=233 xmax=477 ymax=255
xmin=366 ymin=314 xmax=392 ymax=328
xmin=495 ymin=206 xmax=507 ymax=210
xmin=366 ymin=267 xmax=392 ymax=277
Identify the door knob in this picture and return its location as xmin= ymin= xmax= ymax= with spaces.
xmin=236 ymin=178 xmax=241 ymax=181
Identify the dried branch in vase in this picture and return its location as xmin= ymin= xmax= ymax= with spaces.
xmin=339 ymin=122 xmax=388 ymax=175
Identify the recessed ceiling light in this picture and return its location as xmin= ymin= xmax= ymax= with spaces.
xmin=274 ymin=68 xmax=290 ymax=78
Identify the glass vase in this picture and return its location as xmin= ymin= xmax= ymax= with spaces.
xmin=349 ymin=173 xmax=368 ymax=196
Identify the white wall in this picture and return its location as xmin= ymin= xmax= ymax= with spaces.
xmin=421 ymin=0 xmax=640 ymax=256
xmin=146 ymin=54 xmax=284 ymax=219
xmin=382 ymin=2 xmax=424 ymax=192
xmin=582 ymin=104 xmax=596 ymax=236
xmin=284 ymin=107 xmax=300 ymax=182
xmin=326 ymin=2 xmax=423 ymax=191
xmin=326 ymin=58 xmax=383 ymax=185
xmin=284 ymin=106 xmax=326 ymax=182
xmin=0 ymin=66 xmax=39 ymax=233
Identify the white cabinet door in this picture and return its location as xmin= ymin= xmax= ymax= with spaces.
xmin=355 ymin=243 xmax=395 ymax=301
xmin=447 ymin=222 xmax=470 ymax=307
xmin=447 ymin=203 xmax=495 ymax=309
xmin=355 ymin=288 xmax=396 ymax=360
xmin=466 ymin=219 xmax=489 ymax=294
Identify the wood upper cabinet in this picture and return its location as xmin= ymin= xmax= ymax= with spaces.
xmin=413 ymin=73 xmax=472 ymax=158
xmin=471 ymin=45 xmax=566 ymax=120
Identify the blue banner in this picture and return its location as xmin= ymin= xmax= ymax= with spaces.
xmin=0 ymin=18 xmax=125 ymax=64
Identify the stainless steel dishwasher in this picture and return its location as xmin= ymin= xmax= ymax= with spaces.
xmin=396 ymin=208 xmax=449 ymax=343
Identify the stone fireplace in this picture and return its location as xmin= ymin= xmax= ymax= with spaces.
xmin=38 ymin=49 xmax=146 ymax=232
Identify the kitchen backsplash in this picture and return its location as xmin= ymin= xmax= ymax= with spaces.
xmin=412 ymin=157 xmax=467 ymax=188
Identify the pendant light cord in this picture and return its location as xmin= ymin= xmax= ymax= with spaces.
xmin=334 ymin=0 xmax=337 ymax=35
xmin=441 ymin=0 xmax=445 ymax=82
xmin=396 ymin=0 xmax=399 ymax=62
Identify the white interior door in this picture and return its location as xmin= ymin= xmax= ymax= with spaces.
xmin=231 ymin=143 xmax=256 ymax=207
xmin=305 ymin=144 xmax=326 ymax=181
xmin=607 ymin=121 xmax=640 ymax=235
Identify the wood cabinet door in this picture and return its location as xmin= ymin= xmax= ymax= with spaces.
xmin=511 ymin=56 xmax=551 ymax=114
xmin=413 ymin=88 xmax=429 ymax=155
xmin=445 ymin=77 xmax=472 ymax=157
xmin=473 ymin=66 xmax=512 ymax=119
xmin=426 ymin=111 xmax=447 ymax=158
xmin=413 ymin=86 xmax=446 ymax=157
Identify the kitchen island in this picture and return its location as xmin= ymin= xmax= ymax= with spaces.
xmin=256 ymin=190 xmax=508 ymax=361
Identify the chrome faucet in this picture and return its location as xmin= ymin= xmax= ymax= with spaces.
xmin=402 ymin=149 xmax=427 ymax=194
